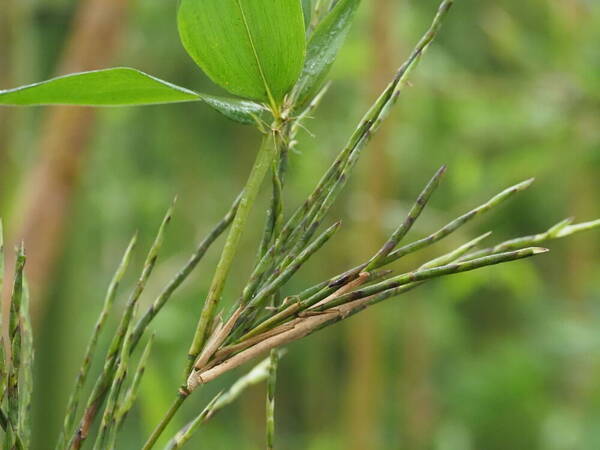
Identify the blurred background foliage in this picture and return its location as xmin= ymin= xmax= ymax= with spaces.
xmin=1 ymin=0 xmax=599 ymax=449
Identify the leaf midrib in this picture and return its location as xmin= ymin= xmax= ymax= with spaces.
xmin=233 ymin=0 xmax=278 ymax=111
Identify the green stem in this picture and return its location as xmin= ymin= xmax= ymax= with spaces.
xmin=144 ymin=131 xmax=277 ymax=450
xmin=130 ymin=194 xmax=241 ymax=352
xmin=365 ymin=165 xmax=446 ymax=270
xmin=165 ymin=354 xmax=282 ymax=449
xmin=266 ymin=349 xmax=278 ymax=450
xmin=141 ymin=393 xmax=188 ymax=450
xmin=186 ymin=131 xmax=277 ymax=371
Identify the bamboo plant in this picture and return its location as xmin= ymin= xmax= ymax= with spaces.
xmin=1 ymin=0 xmax=599 ymax=448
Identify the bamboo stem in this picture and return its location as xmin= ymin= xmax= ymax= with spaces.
xmin=166 ymin=354 xmax=282 ymax=449
xmin=266 ymin=349 xmax=278 ymax=450
xmin=186 ymin=131 xmax=277 ymax=371
xmin=130 ymin=194 xmax=241 ymax=351
xmin=141 ymin=394 xmax=188 ymax=450
xmin=146 ymin=130 xmax=278 ymax=450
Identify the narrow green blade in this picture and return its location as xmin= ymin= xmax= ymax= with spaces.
xmin=0 ymin=68 xmax=266 ymax=124
xmin=293 ymin=0 xmax=361 ymax=109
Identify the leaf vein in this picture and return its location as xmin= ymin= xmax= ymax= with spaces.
xmin=233 ymin=0 xmax=278 ymax=111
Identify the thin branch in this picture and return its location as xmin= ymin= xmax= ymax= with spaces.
xmin=58 ymin=235 xmax=137 ymax=448
xmin=166 ymin=354 xmax=283 ymax=450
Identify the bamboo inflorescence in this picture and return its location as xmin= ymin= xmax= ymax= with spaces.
xmin=8 ymin=1 xmax=595 ymax=449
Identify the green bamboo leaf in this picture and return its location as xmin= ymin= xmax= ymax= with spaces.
xmin=177 ymin=0 xmax=306 ymax=107
xmin=0 ymin=68 xmax=266 ymax=125
xmin=0 ymin=220 xmax=5 ymax=395
xmin=292 ymin=0 xmax=361 ymax=109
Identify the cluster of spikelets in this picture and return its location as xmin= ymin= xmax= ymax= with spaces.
xmin=1 ymin=0 xmax=599 ymax=449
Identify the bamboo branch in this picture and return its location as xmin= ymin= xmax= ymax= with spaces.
xmin=166 ymin=353 xmax=284 ymax=450
xmin=462 ymin=218 xmax=600 ymax=261
xmin=188 ymin=248 xmax=545 ymax=390
xmin=381 ymin=178 xmax=534 ymax=266
xmin=186 ymin=131 xmax=277 ymax=371
xmin=319 ymin=247 xmax=548 ymax=311
xmin=365 ymin=165 xmax=446 ymax=270
xmin=58 ymin=235 xmax=137 ymax=448
xmin=130 ymin=195 xmax=241 ymax=351
xmin=115 ymin=335 xmax=154 ymax=431
xmin=70 ymin=204 xmax=174 ymax=449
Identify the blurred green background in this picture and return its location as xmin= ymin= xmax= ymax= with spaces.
xmin=1 ymin=0 xmax=599 ymax=449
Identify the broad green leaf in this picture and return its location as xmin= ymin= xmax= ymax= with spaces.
xmin=177 ymin=0 xmax=306 ymax=107
xmin=0 ymin=68 xmax=266 ymax=125
xmin=293 ymin=0 xmax=361 ymax=109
